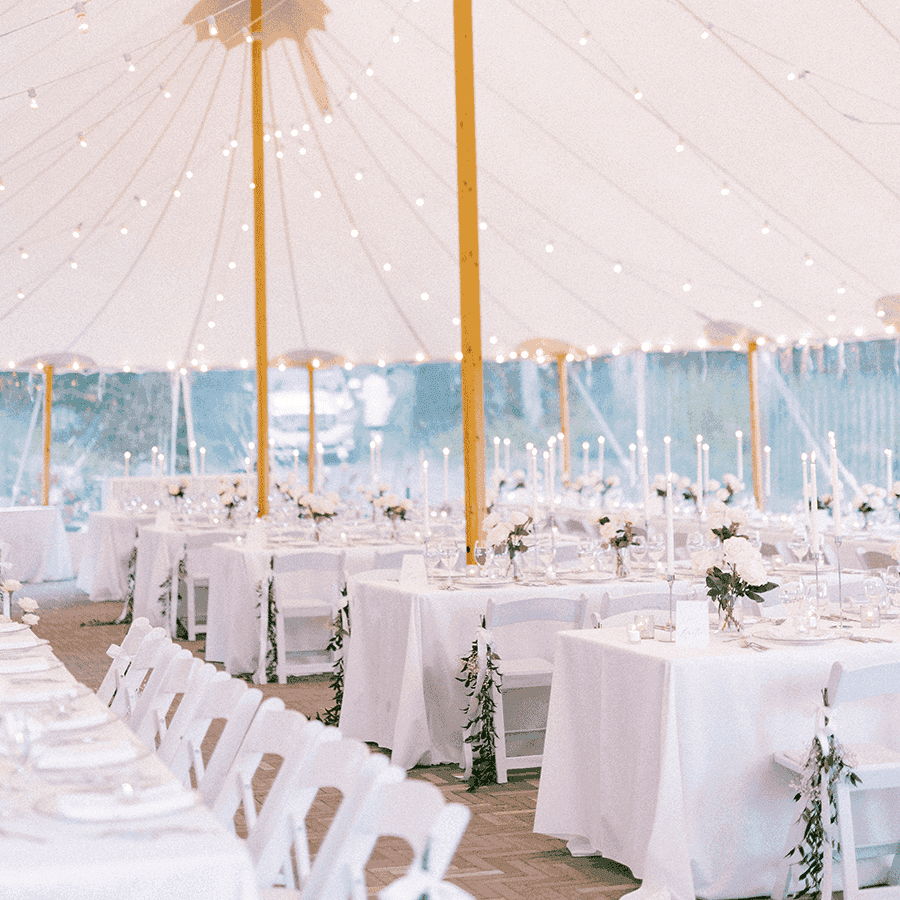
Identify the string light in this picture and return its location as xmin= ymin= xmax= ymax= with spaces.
xmin=302 ymin=124 xmax=310 ymax=131
xmin=579 ymin=31 xmax=589 ymax=45
xmin=206 ymin=15 xmax=218 ymax=36
xmin=479 ymin=220 xmax=487 ymax=230
xmin=422 ymin=292 xmax=430 ymax=301
xmin=350 ymin=228 xmax=358 ymax=237
xmin=207 ymin=320 xmax=215 ymax=328
xmin=366 ymin=65 xmax=374 ymax=76
xmin=700 ymin=27 xmax=709 ymax=39
xmin=120 ymin=225 xmax=127 ymax=234
xmin=787 ymin=71 xmax=796 ymax=81
xmin=0 ymin=178 xmax=4 ymax=190
xmin=720 ymin=183 xmax=730 ymax=195
xmin=242 ymin=26 xmax=252 ymax=42
xmin=324 ymin=114 xmax=333 ymax=123
xmin=489 ymin=335 xmax=497 ymax=344
xmin=415 ymin=197 xmax=424 ymax=206
xmin=73 ymin=2 xmax=88 ymax=33
xmin=299 ymin=146 xmax=306 ymax=155
xmin=545 ymin=243 xmax=554 ymax=253
xmin=274 ymin=130 xmax=281 ymax=138
xmin=28 ymin=88 xmax=37 ymax=109
xmin=72 ymin=225 xmax=81 ymax=238
xmin=124 ymin=54 xmax=135 ymax=72
xmin=837 ymin=285 xmax=846 ymax=294
xmin=275 ymin=149 xmax=283 ymax=158
xmin=633 ymin=88 xmax=643 ymax=100
xmin=391 ymin=30 xmax=399 ymax=43
xmin=19 ymin=248 xmax=28 ymax=259
xmin=228 ymin=260 xmax=236 ymax=268
xmin=349 ymin=90 xmax=357 ymax=100
xmin=313 ymin=189 xmax=321 ymax=198
xmin=78 ymin=133 xmax=87 ymax=147
xmin=682 ymin=281 xmax=691 ymax=291
xmin=383 ymin=262 xmax=391 ymax=271
xmin=216 ymin=293 xmax=224 ymax=301
xmin=415 ymin=352 xmax=425 ymax=362
xmin=230 ymin=139 xmax=237 ymax=148
xmin=613 ymin=262 xmax=622 ymax=273
xmin=222 ymin=146 xmax=230 ymax=156
xmin=675 ymin=138 xmax=684 ymax=152
xmin=70 ymin=259 xmax=77 ymax=269
xmin=804 ymin=255 xmax=813 ymax=266
xmin=241 ymin=223 xmax=249 ymax=231
xmin=640 ymin=341 xmax=651 ymax=351
xmin=761 ymin=222 xmax=770 ymax=234
xmin=17 ymin=289 xmax=24 ymax=299
xmin=753 ymin=298 xmax=762 ymax=308
xmin=355 ymin=171 xmax=363 ymax=181
xmin=829 ymin=312 xmax=838 ymax=321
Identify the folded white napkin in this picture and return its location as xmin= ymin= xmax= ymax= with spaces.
xmin=35 ymin=739 xmax=138 ymax=770
xmin=0 ymin=636 xmax=41 ymax=651
xmin=55 ymin=782 xmax=195 ymax=821
xmin=0 ymin=622 xmax=27 ymax=634
xmin=4 ymin=682 xmax=79 ymax=703
xmin=0 ymin=657 xmax=54 ymax=674
xmin=45 ymin=709 xmax=111 ymax=732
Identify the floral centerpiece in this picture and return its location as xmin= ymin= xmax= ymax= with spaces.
xmin=591 ymin=509 xmax=639 ymax=577
xmin=167 ymin=478 xmax=189 ymax=501
xmin=652 ymin=473 xmax=671 ymax=498
xmin=853 ymin=483 xmax=885 ymax=528
xmin=16 ymin=596 xmax=39 ymax=627
xmin=705 ymin=500 xmax=748 ymax=543
xmin=483 ymin=510 xmax=533 ymax=577
xmin=506 ymin=469 xmax=526 ymax=492
xmin=704 ymin=536 xmax=777 ymax=629
xmin=296 ymin=491 xmax=340 ymax=522
xmin=599 ymin=474 xmax=619 ymax=496
xmin=715 ymin=473 xmax=743 ymax=505
xmin=678 ymin=476 xmax=702 ymax=511
xmin=0 ymin=578 xmax=21 ymax=619
xmin=372 ymin=490 xmax=414 ymax=532
xmin=817 ymin=494 xmax=833 ymax=510
xmin=218 ymin=475 xmax=249 ymax=520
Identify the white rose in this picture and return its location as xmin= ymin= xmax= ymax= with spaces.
xmin=652 ymin=474 xmax=668 ymax=492
xmin=487 ymin=523 xmax=510 ymax=547
xmin=326 ymin=492 xmax=341 ymax=504
xmin=0 ymin=580 xmax=22 ymax=594
xmin=678 ymin=476 xmax=692 ymax=492
xmin=508 ymin=510 xmax=530 ymax=527
xmin=715 ymin=489 xmax=729 ymax=502
xmin=692 ymin=548 xmax=716 ymax=574
xmin=606 ymin=475 xmax=620 ymax=488
xmin=599 ymin=522 xmax=618 ymax=544
xmin=735 ymin=555 xmax=768 ymax=586
xmin=21 ymin=613 xmax=39 ymax=626
xmin=722 ymin=536 xmax=751 ymax=565
xmin=483 ymin=511 xmax=501 ymax=529
xmin=706 ymin=500 xmax=727 ymax=516
xmin=16 ymin=597 xmax=38 ymax=613
xmin=706 ymin=479 xmax=720 ymax=492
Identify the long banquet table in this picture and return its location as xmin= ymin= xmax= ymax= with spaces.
xmin=0 ymin=622 xmax=257 ymax=900
xmin=339 ymin=573 xmax=696 ymax=769
xmin=76 ymin=510 xmax=154 ymax=601
xmin=533 ymin=617 xmax=900 ymax=900
xmin=0 ymin=506 xmax=74 ymax=583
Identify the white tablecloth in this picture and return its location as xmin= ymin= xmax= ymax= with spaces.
xmin=340 ymin=575 xmax=694 ymax=769
xmin=0 ymin=629 xmax=257 ymax=900
xmin=533 ymin=621 xmax=900 ymax=900
xmin=76 ymin=511 xmax=154 ymax=601
xmin=0 ymin=506 xmax=73 ymax=583
xmin=102 ymin=475 xmax=255 ymax=512
xmin=206 ymin=539 xmax=424 ymax=675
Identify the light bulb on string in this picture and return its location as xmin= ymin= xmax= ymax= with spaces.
xmin=17 ymin=289 xmax=24 ymax=299
xmin=70 ymin=260 xmax=77 ymax=269
xmin=72 ymin=225 xmax=81 ymax=238
xmin=753 ymin=298 xmax=762 ymax=308
xmin=633 ymin=87 xmax=643 ymax=100
xmin=19 ymin=248 xmax=28 ymax=259
xmin=720 ymin=183 xmax=730 ymax=195
xmin=124 ymin=54 xmax=135 ymax=72
xmin=761 ymin=222 xmax=770 ymax=234
xmin=349 ymin=90 xmax=357 ymax=100
xmin=73 ymin=2 xmax=88 ymax=32
xmin=613 ymin=262 xmax=622 ymax=273
xmin=0 ymin=178 xmax=4 ymax=191
xmin=324 ymin=114 xmax=333 ymax=123
xmin=579 ymin=31 xmax=589 ymax=45
xmin=804 ymin=255 xmax=813 ymax=266
xmin=366 ymin=65 xmax=374 ymax=76
xmin=28 ymin=88 xmax=37 ymax=109
xmin=78 ymin=133 xmax=87 ymax=147
xmin=415 ymin=197 xmax=424 ymax=206
xmin=120 ymin=225 xmax=127 ymax=234
xmin=837 ymin=285 xmax=846 ymax=294
xmin=242 ymin=26 xmax=252 ymax=42
xmin=675 ymin=137 xmax=684 ymax=152
xmin=206 ymin=15 xmax=218 ymax=36
xmin=391 ymin=29 xmax=399 ymax=43
xmin=290 ymin=127 xmax=298 ymax=136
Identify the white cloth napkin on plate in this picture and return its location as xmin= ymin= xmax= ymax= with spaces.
xmin=0 ymin=657 xmax=54 ymax=674
xmin=0 ymin=622 xmax=28 ymax=634
xmin=0 ymin=636 xmax=42 ymax=651
xmin=35 ymin=739 xmax=138 ymax=770
xmin=4 ymin=682 xmax=79 ymax=703
xmin=55 ymin=782 xmax=195 ymax=821
xmin=45 ymin=709 xmax=110 ymax=732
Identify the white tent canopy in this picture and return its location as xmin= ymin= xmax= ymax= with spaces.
xmin=1 ymin=0 xmax=899 ymax=371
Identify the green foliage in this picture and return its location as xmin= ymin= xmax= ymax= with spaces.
xmin=317 ymin=586 xmax=349 ymax=727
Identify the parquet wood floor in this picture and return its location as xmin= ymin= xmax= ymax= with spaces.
xmin=35 ymin=599 xmax=642 ymax=900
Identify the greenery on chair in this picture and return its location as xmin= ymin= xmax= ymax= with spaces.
xmin=317 ymin=586 xmax=349 ymax=727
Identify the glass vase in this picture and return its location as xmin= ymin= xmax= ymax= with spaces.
xmin=718 ymin=595 xmax=743 ymax=632
xmin=615 ymin=547 xmax=631 ymax=578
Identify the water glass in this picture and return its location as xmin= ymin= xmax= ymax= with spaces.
xmin=863 ymin=576 xmax=888 ymax=609
xmin=473 ymin=542 xmax=493 ymax=577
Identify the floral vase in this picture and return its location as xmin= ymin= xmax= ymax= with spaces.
xmin=717 ymin=595 xmax=742 ymax=632
xmin=506 ymin=553 xmax=525 ymax=582
xmin=615 ymin=547 xmax=631 ymax=578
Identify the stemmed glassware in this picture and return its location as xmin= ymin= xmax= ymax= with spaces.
xmin=536 ymin=535 xmax=557 ymax=581
xmin=473 ymin=541 xmax=493 ymax=578
xmin=863 ymin=575 xmax=888 ymax=609
xmin=788 ymin=530 xmax=810 ymax=564
xmin=441 ymin=541 xmax=460 ymax=586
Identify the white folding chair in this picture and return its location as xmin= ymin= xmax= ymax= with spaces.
xmin=161 ymin=672 xmax=263 ymax=803
xmin=601 ymin=589 xmax=678 ymax=620
xmin=304 ymin=778 xmax=472 ymax=900
xmin=256 ymin=737 xmax=402 ymax=898
xmin=212 ymin=700 xmax=334 ymax=890
xmin=107 ymin=627 xmax=172 ymax=721
xmin=176 ymin=530 xmax=234 ymax=640
xmin=268 ymin=551 xmax=345 ymax=682
xmin=130 ymin=648 xmax=210 ymax=749
xmin=773 ymin=660 xmax=900 ymax=900
xmin=464 ymin=594 xmax=587 ymax=783
xmin=96 ymin=616 xmax=152 ymax=705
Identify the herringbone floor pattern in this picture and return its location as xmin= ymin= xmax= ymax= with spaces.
xmin=36 ymin=598 xmax=641 ymax=900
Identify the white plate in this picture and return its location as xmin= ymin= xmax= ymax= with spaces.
xmin=0 ymin=622 xmax=29 ymax=634
xmin=560 ymin=571 xmax=615 ymax=583
xmin=454 ymin=577 xmax=513 ymax=588
xmin=35 ymin=782 xmax=194 ymax=822
xmin=753 ymin=626 xmax=843 ymax=645
xmin=0 ymin=638 xmax=48 ymax=653
xmin=0 ymin=658 xmax=62 ymax=675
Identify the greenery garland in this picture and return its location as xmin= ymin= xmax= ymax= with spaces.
xmin=317 ymin=586 xmax=349 ymax=727
xmin=83 ymin=544 xmax=137 ymax=629
xmin=254 ymin=562 xmax=278 ymax=683
xmin=787 ymin=689 xmax=861 ymax=896
xmin=458 ymin=616 xmax=502 ymax=791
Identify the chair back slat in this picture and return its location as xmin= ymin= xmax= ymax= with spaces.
xmin=827 ymin=660 xmax=900 ymax=708
xmin=486 ymin=594 xmax=586 ymax=630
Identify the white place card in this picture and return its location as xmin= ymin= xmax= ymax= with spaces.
xmin=676 ymin=600 xmax=710 ymax=648
xmin=400 ymin=554 xmax=429 ymax=587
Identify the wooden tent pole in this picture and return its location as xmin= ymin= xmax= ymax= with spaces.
xmin=748 ymin=341 xmax=764 ymax=511
xmin=251 ymin=0 xmax=269 ymax=517
xmin=308 ymin=363 xmax=316 ymax=493
xmin=42 ymin=364 xmax=53 ymax=506
xmin=557 ymin=354 xmax=570 ymax=483
xmin=454 ymin=0 xmax=485 ymax=563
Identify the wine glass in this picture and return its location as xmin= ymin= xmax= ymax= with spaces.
xmin=441 ymin=542 xmax=460 ymax=585
xmin=788 ymin=532 xmax=809 ymax=564
xmin=473 ymin=541 xmax=493 ymax=578
xmin=424 ymin=542 xmax=443 ymax=580
xmin=647 ymin=534 xmax=665 ymax=571
xmin=864 ymin=576 xmax=888 ymax=609
xmin=885 ymin=566 xmax=900 ymax=607
xmin=536 ymin=535 xmax=557 ymax=580
xmin=686 ymin=531 xmax=705 ymax=555
xmin=577 ymin=540 xmax=595 ymax=571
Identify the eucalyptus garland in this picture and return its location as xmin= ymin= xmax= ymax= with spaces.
xmin=458 ymin=616 xmax=502 ymax=791
xmin=255 ymin=564 xmax=278 ymax=683
xmin=317 ymin=587 xmax=349 ymax=727
xmin=85 ymin=545 xmax=137 ymax=628
xmin=787 ymin=690 xmax=861 ymax=897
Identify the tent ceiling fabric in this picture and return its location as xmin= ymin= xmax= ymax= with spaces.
xmin=1 ymin=0 xmax=899 ymax=371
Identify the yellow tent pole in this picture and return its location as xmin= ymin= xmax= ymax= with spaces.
xmin=307 ymin=362 xmax=316 ymax=493
xmin=251 ymin=0 xmax=269 ymax=517
xmin=42 ymin=364 xmax=53 ymax=506
xmin=454 ymin=0 xmax=485 ymax=562
xmin=748 ymin=341 xmax=763 ymax=511
xmin=557 ymin=354 xmax=570 ymax=483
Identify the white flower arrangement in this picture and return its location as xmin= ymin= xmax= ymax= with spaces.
xmin=507 ymin=469 xmax=526 ymax=491
xmin=0 ymin=579 xmax=22 ymax=595
xmin=296 ymin=491 xmax=340 ymax=522
xmin=167 ymin=478 xmax=189 ymax=499
xmin=17 ymin=596 xmax=39 ymax=627
xmin=704 ymin=535 xmax=776 ymax=628
xmin=705 ymin=501 xmax=748 ymax=542
xmin=593 ymin=509 xmax=640 ymax=550
xmin=218 ymin=476 xmax=248 ymax=512
xmin=652 ymin=473 xmax=670 ymax=497
xmin=853 ymin=484 xmax=886 ymax=517
xmin=716 ymin=473 xmax=744 ymax=504
xmin=483 ymin=510 xmax=533 ymax=559
xmin=373 ymin=492 xmax=414 ymax=522
xmin=599 ymin=474 xmax=619 ymax=495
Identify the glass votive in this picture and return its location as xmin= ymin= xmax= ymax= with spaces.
xmin=626 ymin=622 xmax=641 ymax=643
xmin=635 ymin=613 xmax=655 ymax=640
xmin=860 ymin=604 xmax=880 ymax=629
